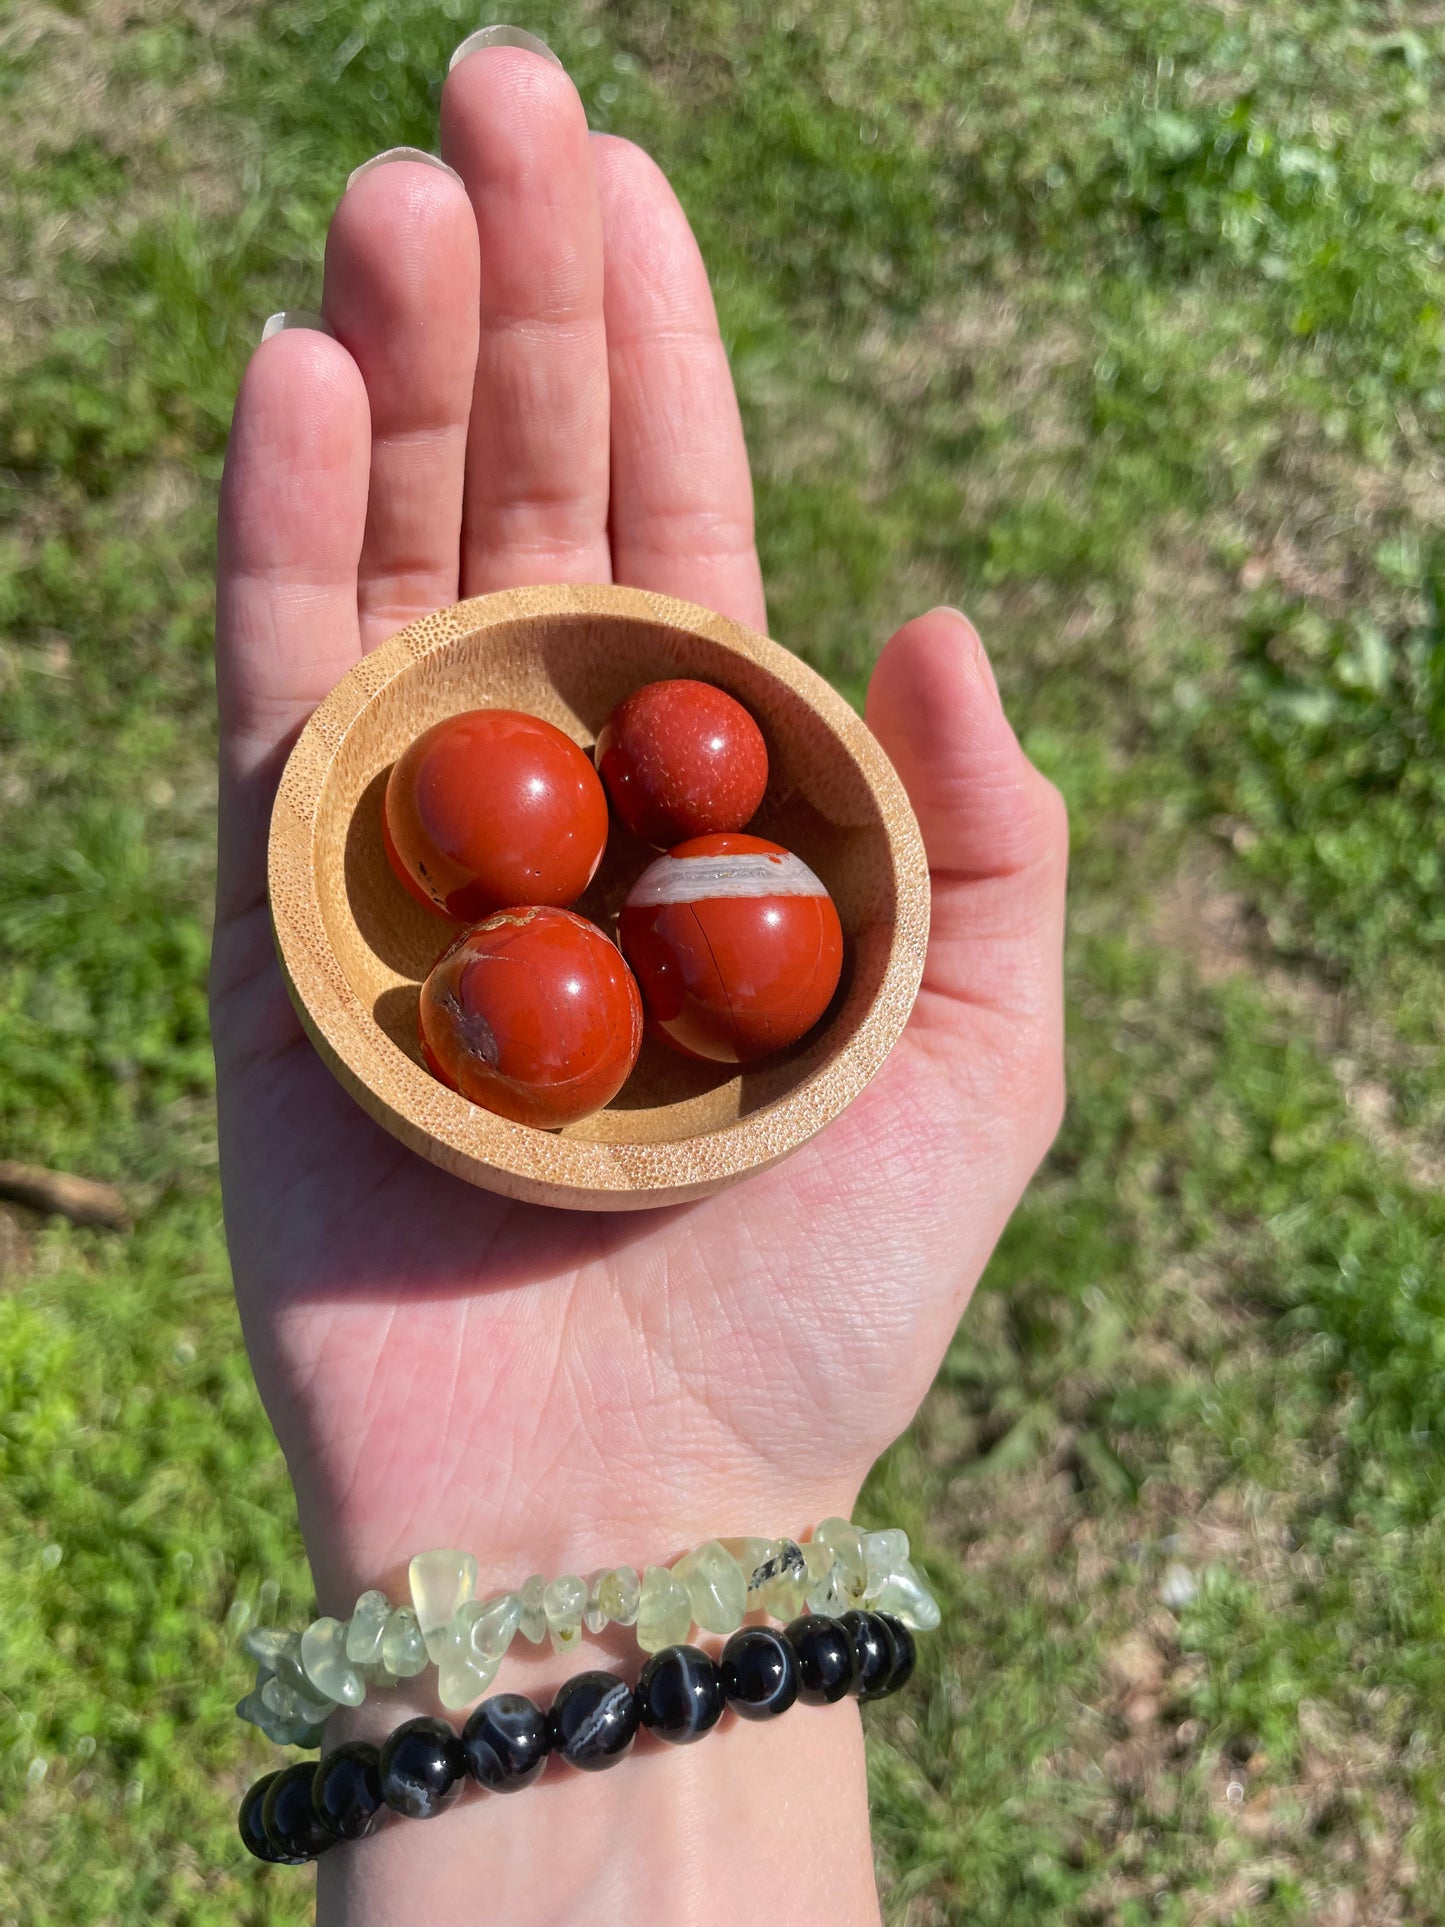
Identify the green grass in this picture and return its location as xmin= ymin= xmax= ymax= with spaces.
xmin=2 ymin=0 xmax=1444 ymax=1919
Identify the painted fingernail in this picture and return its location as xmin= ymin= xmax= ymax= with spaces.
xmin=448 ymin=24 xmax=563 ymax=73
xmin=347 ymin=146 xmax=466 ymax=192
xmin=935 ymin=605 xmax=1002 ymax=706
xmin=260 ymin=310 xmax=332 ymax=343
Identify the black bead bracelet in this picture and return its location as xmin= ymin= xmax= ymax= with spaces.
xmin=240 ymin=1611 xmax=919 ymax=1864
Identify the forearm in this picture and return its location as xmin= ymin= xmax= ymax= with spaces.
xmin=318 ymin=1694 xmax=879 ymax=1927
xmin=302 ymin=1495 xmax=884 ymax=1927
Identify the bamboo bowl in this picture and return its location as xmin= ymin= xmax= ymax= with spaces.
xmin=267 ymin=584 xmax=930 ymax=1211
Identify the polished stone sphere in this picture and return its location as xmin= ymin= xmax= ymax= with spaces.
xmin=618 ymin=833 xmax=843 ymax=1063
xmin=875 ymin=1613 xmax=917 ymax=1694
xmin=384 ymin=708 xmax=608 ymax=922
xmin=419 ymin=907 xmax=643 ymax=1127
xmin=239 ymin=1772 xmax=294 ymax=1863
xmin=597 ymin=679 xmax=768 ymax=848
xmin=718 ymin=1626 xmax=800 ymax=1721
xmin=462 ymin=1693 xmax=550 ymax=1792
xmin=635 ymin=1644 xmax=726 ymax=1744
xmin=784 ymin=1614 xmax=859 ymax=1705
xmin=548 ymin=1671 xmax=639 ymax=1771
xmin=377 ymin=1716 xmax=466 ymax=1819
xmin=313 ymin=1741 xmax=385 ymax=1841
xmin=840 ymin=1609 xmax=893 ymax=1701
xmin=261 ymin=1760 xmax=334 ymax=1860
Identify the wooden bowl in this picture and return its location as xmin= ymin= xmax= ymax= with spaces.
xmin=268 ymin=585 xmax=929 ymax=1211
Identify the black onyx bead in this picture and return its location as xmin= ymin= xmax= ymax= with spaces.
xmin=636 ymin=1645 xmax=725 ymax=1745
xmin=462 ymin=1693 xmax=550 ymax=1792
xmin=548 ymin=1671 xmax=638 ymax=1771
xmin=840 ymin=1610 xmax=893 ymax=1701
xmin=785 ymin=1615 xmax=859 ymax=1705
xmin=313 ymin=1741 xmax=385 ymax=1841
xmin=378 ymin=1716 xmax=466 ymax=1819
xmin=876 ymin=1613 xmax=917 ymax=1695
xmin=239 ymin=1772 xmax=294 ymax=1863
xmin=719 ymin=1626 xmax=799 ymax=1721
xmin=261 ymin=1760 xmax=335 ymax=1861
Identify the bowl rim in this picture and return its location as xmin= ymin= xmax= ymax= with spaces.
xmin=267 ymin=583 xmax=930 ymax=1211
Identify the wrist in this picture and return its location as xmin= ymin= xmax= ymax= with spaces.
xmin=295 ymin=1471 xmax=868 ymax=1619
xmin=316 ymin=1693 xmax=881 ymax=1927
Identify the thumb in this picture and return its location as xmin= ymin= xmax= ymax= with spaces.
xmin=866 ymin=604 xmax=1068 ymax=1035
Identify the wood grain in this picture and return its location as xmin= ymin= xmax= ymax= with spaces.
xmin=267 ymin=585 xmax=929 ymax=1210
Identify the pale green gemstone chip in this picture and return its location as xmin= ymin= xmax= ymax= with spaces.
xmin=235 ymin=1687 xmax=270 ymax=1732
xmin=409 ymin=1550 xmax=479 ymax=1662
xmin=380 ymin=1606 xmax=428 ymax=1678
xmin=241 ymin=1625 xmax=286 ymax=1666
xmin=636 ymin=1565 xmax=693 ymax=1653
xmin=584 ymin=1569 xmax=610 ymax=1634
xmin=720 ymin=1538 xmax=779 ymax=1601
xmin=436 ymin=1626 xmax=500 ymax=1711
xmin=545 ymin=1574 xmax=586 ymax=1618
xmin=518 ymin=1574 xmax=547 ymax=1645
xmin=301 ymin=1615 xmax=366 ymax=1706
xmin=468 ymin=1591 xmax=523 ymax=1662
xmin=238 ymin=1685 xmax=320 ymax=1748
xmin=861 ymin=1527 xmax=910 ymax=1585
xmin=864 ymin=1557 xmax=941 ymax=1632
xmin=754 ymin=1539 xmax=808 ymax=1620
xmin=673 ymin=1540 xmax=747 ymax=1635
xmin=813 ymin=1518 xmax=867 ymax=1597
xmin=545 ymin=1575 xmax=587 ymax=1653
xmin=802 ymin=1540 xmax=852 ymax=1616
xmin=263 ymin=1673 xmax=333 ymax=1724
xmin=345 ymin=1589 xmax=390 ymax=1664
xmin=452 ymin=1594 xmax=523 ymax=1672
xmin=596 ymin=1566 xmax=640 ymax=1628
xmin=260 ymin=1676 xmax=299 ymax=1719
xmin=450 ymin=1599 xmax=486 ymax=1644
xmin=242 ymin=1626 xmax=307 ymax=1690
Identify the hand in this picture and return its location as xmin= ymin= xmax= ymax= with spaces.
xmin=212 ymin=38 xmax=1065 ymax=1925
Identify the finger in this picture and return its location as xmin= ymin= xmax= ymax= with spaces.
xmin=591 ymin=135 xmax=766 ymax=632
xmin=322 ymin=152 xmax=480 ymax=650
xmin=440 ymin=43 xmax=611 ymax=591
xmin=865 ymin=607 xmax=1069 ymax=1021
xmin=215 ymin=326 xmax=369 ymax=923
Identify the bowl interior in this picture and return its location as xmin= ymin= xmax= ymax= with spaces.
xmin=314 ymin=608 xmax=901 ymax=1148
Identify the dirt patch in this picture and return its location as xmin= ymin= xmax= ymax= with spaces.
xmin=0 ymin=0 xmax=256 ymax=359
xmin=1152 ymin=847 xmax=1444 ymax=1194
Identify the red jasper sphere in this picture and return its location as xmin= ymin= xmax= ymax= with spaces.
xmin=418 ymin=907 xmax=643 ymax=1129
xmin=596 ymin=680 xmax=768 ymax=849
xmin=384 ymin=710 xmax=609 ymax=923
xmin=617 ymin=833 xmax=843 ymax=1065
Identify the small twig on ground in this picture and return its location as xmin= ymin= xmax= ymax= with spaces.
xmin=0 ymin=1161 xmax=130 ymax=1231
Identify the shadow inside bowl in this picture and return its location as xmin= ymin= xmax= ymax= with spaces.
xmin=373 ymin=981 xmax=424 ymax=1062
xmin=344 ymin=767 xmax=456 ymax=980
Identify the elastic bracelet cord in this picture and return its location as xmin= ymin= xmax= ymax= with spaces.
xmin=240 ymin=1610 xmax=919 ymax=1865
xmin=236 ymin=1521 xmax=939 ymax=1742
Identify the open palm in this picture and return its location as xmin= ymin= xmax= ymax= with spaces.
xmin=211 ymin=42 xmax=1066 ymax=1617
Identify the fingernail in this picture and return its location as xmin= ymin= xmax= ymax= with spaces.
xmin=934 ymin=605 xmax=1001 ymax=706
xmin=260 ymin=310 xmax=332 ymax=343
xmin=347 ymin=146 xmax=467 ymax=192
xmin=448 ymin=24 xmax=563 ymax=73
